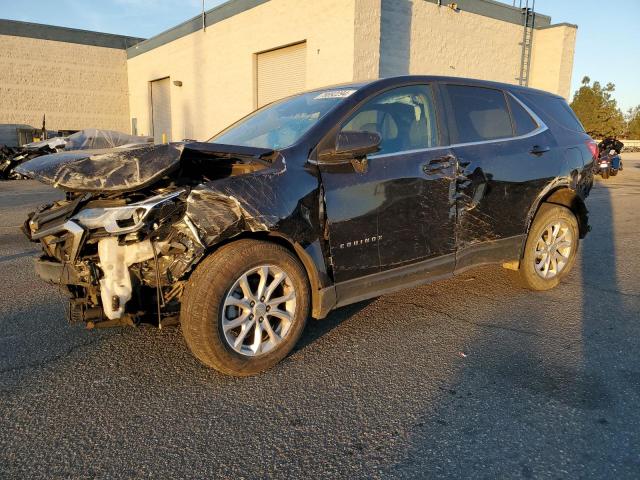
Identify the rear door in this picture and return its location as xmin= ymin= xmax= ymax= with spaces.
xmin=440 ymin=84 xmax=557 ymax=267
xmin=517 ymin=91 xmax=595 ymax=183
xmin=318 ymin=84 xmax=457 ymax=283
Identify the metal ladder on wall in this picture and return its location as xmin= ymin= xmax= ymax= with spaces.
xmin=515 ymin=0 xmax=536 ymax=86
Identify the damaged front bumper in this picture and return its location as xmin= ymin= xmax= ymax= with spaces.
xmin=20 ymin=141 xmax=281 ymax=327
xmin=30 ymin=229 xmax=198 ymax=326
xmin=26 ymin=189 xmax=203 ymax=326
xmin=33 ymin=257 xmax=107 ymax=324
xmin=34 ymin=257 xmax=85 ymax=285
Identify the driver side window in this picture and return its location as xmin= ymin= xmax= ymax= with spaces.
xmin=341 ymin=85 xmax=439 ymax=156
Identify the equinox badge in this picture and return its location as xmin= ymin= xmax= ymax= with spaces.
xmin=339 ymin=235 xmax=383 ymax=249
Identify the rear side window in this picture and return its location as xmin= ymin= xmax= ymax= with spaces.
xmin=507 ymin=94 xmax=538 ymax=136
xmin=444 ymin=85 xmax=513 ymax=143
xmin=521 ymin=93 xmax=585 ymax=133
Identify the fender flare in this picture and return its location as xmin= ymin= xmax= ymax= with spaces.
xmin=520 ymin=184 xmax=589 ymax=259
xmin=196 ymin=230 xmax=336 ymax=319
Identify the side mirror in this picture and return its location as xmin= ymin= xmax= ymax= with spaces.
xmin=335 ymin=130 xmax=381 ymax=158
xmin=319 ymin=130 xmax=381 ymax=164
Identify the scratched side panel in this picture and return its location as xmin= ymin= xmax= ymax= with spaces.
xmin=185 ymin=153 xmax=331 ymax=284
xmin=453 ymin=129 xmax=561 ymax=250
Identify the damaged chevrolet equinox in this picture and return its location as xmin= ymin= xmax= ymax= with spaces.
xmin=18 ymin=76 xmax=595 ymax=376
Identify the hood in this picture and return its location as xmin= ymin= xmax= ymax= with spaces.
xmin=15 ymin=142 xmax=275 ymax=193
xmin=15 ymin=144 xmax=184 ymax=193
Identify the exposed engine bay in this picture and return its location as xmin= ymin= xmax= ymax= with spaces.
xmin=19 ymin=142 xmax=277 ymax=327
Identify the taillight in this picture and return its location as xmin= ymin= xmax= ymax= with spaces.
xmin=586 ymin=139 xmax=598 ymax=160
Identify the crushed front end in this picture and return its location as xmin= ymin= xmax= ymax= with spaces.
xmin=18 ymin=141 xmax=276 ymax=328
xmin=24 ymin=188 xmax=204 ymax=327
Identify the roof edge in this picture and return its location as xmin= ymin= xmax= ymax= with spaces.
xmin=127 ymin=0 xmax=559 ymax=59
xmin=127 ymin=0 xmax=269 ymax=59
xmin=0 ymin=18 xmax=144 ymax=49
xmin=536 ymin=22 xmax=578 ymax=30
xmin=423 ymin=0 xmax=552 ymax=28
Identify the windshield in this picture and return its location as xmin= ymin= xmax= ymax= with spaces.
xmin=210 ymin=88 xmax=358 ymax=149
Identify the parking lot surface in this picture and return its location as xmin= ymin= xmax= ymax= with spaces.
xmin=1 ymin=153 xmax=639 ymax=479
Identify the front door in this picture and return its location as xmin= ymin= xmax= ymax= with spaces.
xmin=318 ymin=84 xmax=456 ymax=284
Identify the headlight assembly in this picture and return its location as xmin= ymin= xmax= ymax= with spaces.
xmin=73 ymin=190 xmax=185 ymax=234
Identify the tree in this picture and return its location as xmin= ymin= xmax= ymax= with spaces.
xmin=626 ymin=106 xmax=640 ymax=139
xmin=570 ymin=76 xmax=625 ymax=138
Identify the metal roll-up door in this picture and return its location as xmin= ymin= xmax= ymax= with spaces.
xmin=256 ymin=42 xmax=307 ymax=108
xmin=151 ymin=77 xmax=172 ymax=143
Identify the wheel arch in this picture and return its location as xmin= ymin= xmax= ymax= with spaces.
xmin=196 ymin=231 xmax=335 ymax=320
xmin=525 ymin=186 xmax=588 ymax=237
xmin=541 ymin=188 xmax=589 ymax=238
xmin=515 ymin=186 xmax=588 ymax=266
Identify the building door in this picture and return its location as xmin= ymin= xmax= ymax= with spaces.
xmin=256 ymin=42 xmax=306 ymax=108
xmin=151 ymin=77 xmax=172 ymax=143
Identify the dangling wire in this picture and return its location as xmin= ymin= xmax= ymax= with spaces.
xmin=151 ymin=240 xmax=164 ymax=329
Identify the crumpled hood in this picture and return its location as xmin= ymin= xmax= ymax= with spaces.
xmin=15 ymin=143 xmax=184 ymax=193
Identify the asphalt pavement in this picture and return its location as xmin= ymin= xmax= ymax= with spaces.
xmin=1 ymin=154 xmax=639 ymax=479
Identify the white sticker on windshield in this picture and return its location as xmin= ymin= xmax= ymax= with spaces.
xmin=314 ymin=89 xmax=357 ymax=100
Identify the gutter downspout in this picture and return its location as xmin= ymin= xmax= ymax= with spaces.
xmin=202 ymin=0 xmax=206 ymax=31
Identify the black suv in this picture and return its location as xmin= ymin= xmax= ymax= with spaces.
xmin=19 ymin=76 xmax=596 ymax=376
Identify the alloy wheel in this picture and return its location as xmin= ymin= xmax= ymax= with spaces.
xmin=221 ymin=265 xmax=297 ymax=356
xmin=533 ymin=220 xmax=573 ymax=279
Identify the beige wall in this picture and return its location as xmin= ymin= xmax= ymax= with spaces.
xmin=0 ymin=34 xmax=130 ymax=132
xmin=127 ymin=0 xmax=358 ymax=141
xmin=353 ymin=0 xmax=382 ymax=81
xmin=408 ymin=1 xmax=524 ymax=83
xmin=529 ymin=25 xmax=577 ymax=100
xmin=127 ymin=0 xmax=578 ymax=141
xmin=398 ymin=1 xmax=576 ymax=99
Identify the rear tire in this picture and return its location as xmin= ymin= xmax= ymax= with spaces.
xmin=601 ymin=169 xmax=610 ymax=179
xmin=516 ymin=203 xmax=579 ymax=291
xmin=610 ymin=169 xmax=618 ymax=176
xmin=181 ymin=239 xmax=310 ymax=376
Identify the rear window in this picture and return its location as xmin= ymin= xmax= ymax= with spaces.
xmin=521 ymin=93 xmax=585 ymax=133
xmin=444 ymin=85 xmax=513 ymax=143
xmin=507 ymin=94 xmax=538 ymax=136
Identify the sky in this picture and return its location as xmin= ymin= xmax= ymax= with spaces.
xmin=1 ymin=0 xmax=638 ymax=112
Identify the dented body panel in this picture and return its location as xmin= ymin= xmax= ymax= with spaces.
xmin=15 ymin=142 xmax=273 ymax=193
xmin=19 ymin=75 xmax=594 ymax=326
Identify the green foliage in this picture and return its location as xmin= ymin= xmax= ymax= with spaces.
xmin=626 ymin=106 xmax=640 ymax=139
xmin=570 ymin=78 xmax=625 ymax=138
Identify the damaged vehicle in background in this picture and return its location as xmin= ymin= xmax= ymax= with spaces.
xmin=18 ymin=76 xmax=595 ymax=376
xmin=1 ymin=129 xmax=152 ymax=180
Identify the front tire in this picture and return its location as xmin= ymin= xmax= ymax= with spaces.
xmin=516 ymin=203 xmax=579 ymax=291
xmin=181 ymin=239 xmax=310 ymax=376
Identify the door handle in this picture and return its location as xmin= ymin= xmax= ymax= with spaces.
xmin=530 ymin=145 xmax=550 ymax=155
